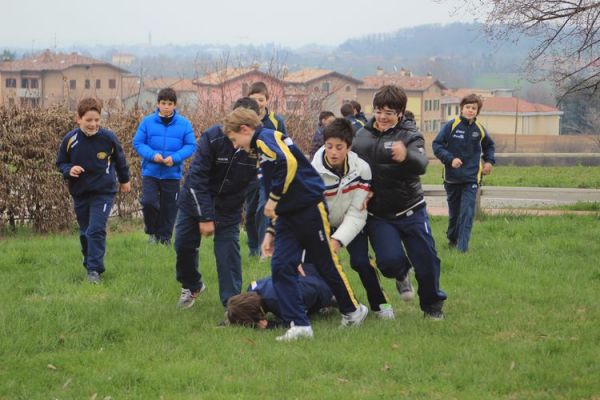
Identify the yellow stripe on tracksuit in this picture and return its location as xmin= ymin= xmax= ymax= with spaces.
xmin=256 ymin=139 xmax=276 ymax=160
xmin=66 ymin=134 xmax=77 ymax=152
xmin=317 ymin=202 xmax=359 ymax=308
xmin=268 ymin=112 xmax=279 ymax=130
xmin=273 ymin=131 xmax=297 ymax=195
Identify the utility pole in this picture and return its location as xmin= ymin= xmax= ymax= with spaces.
xmin=513 ymin=96 xmax=519 ymax=152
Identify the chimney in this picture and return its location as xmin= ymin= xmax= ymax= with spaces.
xmin=376 ymin=66 xmax=384 ymax=76
xmin=426 ymin=72 xmax=433 ymax=79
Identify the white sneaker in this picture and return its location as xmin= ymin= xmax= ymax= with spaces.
xmin=275 ymin=322 xmax=314 ymax=342
xmin=396 ymin=273 xmax=415 ymax=302
xmin=374 ymin=303 xmax=395 ymax=320
xmin=341 ymin=304 xmax=368 ymax=327
xmin=176 ymin=283 xmax=206 ymax=309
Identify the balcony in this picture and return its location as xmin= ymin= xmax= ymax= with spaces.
xmin=16 ymin=88 xmax=40 ymax=98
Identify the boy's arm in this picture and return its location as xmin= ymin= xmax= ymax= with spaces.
xmin=56 ymin=134 xmax=74 ymax=179
xmin=184 ymin=132 xmax=216 ymax=222
xmin=169 ymin=121 xmax=197 ymax=164
xmin=481 ymin=127 xmax=496 ymax=165
xmin=398 ymin=135 xmax=428 ymax=176
xmin=331 ymin=166 xmax=371 ymax=246
xmin=432 ymin=121 xmax=454 ymax=165
xmin=132 ymin=119 xmax=157 ymax=161
xmin=111 ymin=133 xmax=130 ymax=184
xmin=256 ymin=131 xmax=297 ymax=203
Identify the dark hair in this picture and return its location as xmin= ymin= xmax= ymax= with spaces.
xmin=349 ymin=100 xmax=362 ymax=113
xmin=323 ymin=118 xmax=354 ymax=146
xmin=318 ymin=111 xmax=335 ymax=124
xmin=373 ymin=85 xmax=407 ymax=115
xmin=248 ymin=81 xmax=269 ymax=99
xmin=404 ymin=110 xmax=415 ymax=121
xmin=226 ymin=292 xmax=266 ymax=327
xmin=77 ymin=98 xmax=102 ymax=117
xmin=157 ymin=88 xmax=177 ymax=104
xmin=460 ymin=94 xmax=483 ymax=115
xmin=233 ymin=97 xmax=260 ymax=114
xmin=340 ymin=103 xmax=354 ymax=117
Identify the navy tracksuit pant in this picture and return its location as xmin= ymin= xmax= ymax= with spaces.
xmin=344 ymin=230 xmax=388 ymax=311
xmin=140 ymin=176 xmax=180 ymax=242
xmin=73 ymin=193 xmax=114 ymax=274
xmin=272 ymin=202 xmax=359 ymax=326
xmin=445 ymin=182 xmax=478 ymax=252
xmin=367 ymin=207 xmax=447 ymax=313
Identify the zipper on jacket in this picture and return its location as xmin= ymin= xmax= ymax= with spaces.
xmin=217 ymin=149 xmax=240 ymax=196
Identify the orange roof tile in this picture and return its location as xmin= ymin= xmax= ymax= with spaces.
xmin=195 ymin=67 xmax=259 ymax=85
xmin=481 ymin=97 xmax=559 ymax=113
xmin=359 ymin=74 xmax=445 ymax=91
xmin=144 ymin=78 xmax=196 ymax=92
xmin=284 ymin=68 xmax=361 ymax=84
xmin=0 ymin=50 xmax=127 ymax=73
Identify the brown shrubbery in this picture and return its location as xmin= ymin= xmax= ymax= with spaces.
xmin=0 ymin=106 xmax=316 ymax=233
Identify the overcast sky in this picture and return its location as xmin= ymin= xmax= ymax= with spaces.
xmin=4 ymin=0 xmax=468 ymax=49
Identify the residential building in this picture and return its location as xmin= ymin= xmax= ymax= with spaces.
xmin=193 ymin=67 xmax=286 ymax=113
xmin=282 ymin=68 xmax=362 ymax=114
xmin=0 ymin=50 xmax=128 ymax=110
xmin=357 ymin=67 xmax=446 ymax=134
xmin=122 ymin=77 xmax=198 ymax=112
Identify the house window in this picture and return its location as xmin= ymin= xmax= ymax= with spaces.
xmin=96 ymin=79 xmax=101 ymax=89
xmin=433 ymin=100 xmax=439 ymax=111
xmin=69 ymin=80 xmax=76 ymax=90
xmin=424 ymin=100 xmax=429 ymax=111
xmin=5 ymin=78 xmax=16 ymax=88
xmin=21 ymin=79 xmax=29 ymax=88
xmin=455 ymin=105 xmax=459 ymax=115
xmin=109 ymin=79 xmax=116 ymax=89
xmin=321 ymin=82 xmax=330 ymax=93
xmin=30 ymin=79 xmax=39 ymax=89
xmin=85 ymin=79 xmax=91 ymax=89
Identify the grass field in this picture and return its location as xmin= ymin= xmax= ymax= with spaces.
xmin=421 ymin=164 xmax=600 ymax=189
xmin=1 ymin=215 xmax=599 ymax=399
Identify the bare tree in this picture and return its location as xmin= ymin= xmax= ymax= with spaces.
xmin=444 ymin=1 xmax=600 ymax=98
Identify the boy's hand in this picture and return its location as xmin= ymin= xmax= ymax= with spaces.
xmin=391 ymin=141 xmax=407 ymax=162
xmin=451 ymin=158 xmax=463 ymax=168
xmin=297 ymin=264 xmax=306 ymax=277
xmin=153 ymin=154 xmax=164 ymax=163
xmin=163 ymin=156 xmax=174 ymax=167
xmin=261 ymin=232 xmax=275 ymax=258
xmin=199 ymin=221 xmax=215 ymax=237
xmin=360 ymin=191 xmax=373 ymax=211
xmin=119 ymin=182 xmax=131 ymax=193
xmin=331 ymin=238 xmax=342 ymax=254
xmin=482 ymin=162 xmax=493 ymax=175
xmin=264 ymin=199 xmax=277 ymax=219
xmin=69 ymin=165 xmax=85 ymax=177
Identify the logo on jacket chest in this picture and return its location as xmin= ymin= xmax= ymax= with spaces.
xmin=452 ymin=129 xmax=465 ymax=139
xmin=97 ymin=152 xmax=108 ymax=160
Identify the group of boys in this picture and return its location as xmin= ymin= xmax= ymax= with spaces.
xmin=56 ymin=79 xmax=495 ymax=341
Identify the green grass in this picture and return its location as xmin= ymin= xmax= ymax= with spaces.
xmin=1 ymin=216 xmax=600 ymax=399
xmin=422 ymin=164 xmax=600 ymax=188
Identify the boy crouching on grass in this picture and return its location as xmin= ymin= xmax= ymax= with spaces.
xmin=56 ymin=98 xmax=130 ymax=284
xmin=223 ymin=108 xmax=368 ymax=342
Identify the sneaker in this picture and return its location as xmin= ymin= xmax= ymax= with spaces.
xmin=87 ymin=270 xmax=101 ymax=284
xmin=147 ymin=234 xmax=158 ymax=244
xmin=275 ymin=322 xmax=314 ymax=342
xmin=340 ymin=304 xmax=368 ymax=327
xmin=177 ymin=283 xmax=206 ymax=309
xmin=424 ymin=310 xmax=445 ymax=321
xmin=396 ymin=274 xmax=415 ymax=302
xmin=374 ymin=303 xmax=395 ymax=320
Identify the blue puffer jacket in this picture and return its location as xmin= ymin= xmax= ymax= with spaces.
xmin=133 ymin=109 xmax=196 ymax=180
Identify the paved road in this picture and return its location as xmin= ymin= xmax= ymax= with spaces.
xmin=423 ymin=185 xmax=600 ymax=214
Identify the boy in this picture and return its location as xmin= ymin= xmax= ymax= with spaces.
xmin=174 ymin=98 xmax=259 ymax=310
xmin=56 ymin=98 xmax=130 ymax=283
xmin=341 ymin=103 xmax=365 ymax=133
xmin=224 ymin=108 xmax=368 ymax=342
xmin=432 ymin=94 xmax=496 ymax=252
xmin=312 ymin=118 xmax=393 ymax=319
xmin=244 ymin=81 xmax=287 ymax=257
xmin=133 ymin=88 xmax=196 ymax=245
xmin=352 ymin=85 xmax=447 ymax=320
xmin=309 ymin=111 xmax=335 ymax=159
xmin=350 ymin=100 xmax=368 ymax=124
xmin=226 ymin=263 xmax=334 ymax=331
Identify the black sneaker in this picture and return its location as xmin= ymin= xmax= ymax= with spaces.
xmin=87 ymin=271 xmax=101 ymax=284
